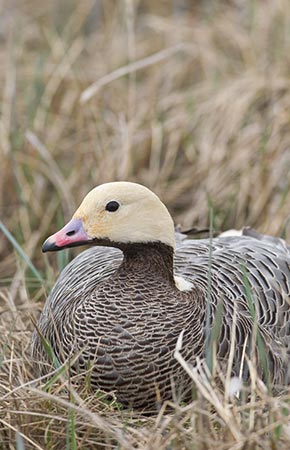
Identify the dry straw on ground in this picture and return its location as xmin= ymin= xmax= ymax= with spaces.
xmin=1 ymin=0 xmax=290 ymax=448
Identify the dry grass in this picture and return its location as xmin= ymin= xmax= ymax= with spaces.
xmin=1 ymin=0 xmax=290 ymax=448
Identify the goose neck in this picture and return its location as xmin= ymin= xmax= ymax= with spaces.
xmin=117 ymin=242 xmax=175 ymax=283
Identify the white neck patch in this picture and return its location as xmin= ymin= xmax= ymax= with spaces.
xmin=174 ymin=275 xmax=193 ymax=292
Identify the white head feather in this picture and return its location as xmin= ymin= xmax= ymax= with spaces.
xmin=73 ymin=182 xmax=176 ymax=249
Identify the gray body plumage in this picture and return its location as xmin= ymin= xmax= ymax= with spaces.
xmin=32 ymin=229 xmax=290 ymax=408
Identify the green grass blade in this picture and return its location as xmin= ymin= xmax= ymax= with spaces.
xmin=210 ymin=301 xmax=224 ymax=349
xmin=39 ymin=336 xmax=61 ymax=371
xmin=66 ymin=406 xmax=77 ymax=450
xmin=43 ymin=362 xmax=68 ymax=391
xmin=205 ymin=206 xmax=214 ymax=371
xmin=242 ymin=265 xmax=270 ymax=385
xmin=0 ymin=220 xmax=44 ymax=285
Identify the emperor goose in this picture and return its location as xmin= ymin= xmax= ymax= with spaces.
xmin=32 ymin=181 xmax=290 ymax=409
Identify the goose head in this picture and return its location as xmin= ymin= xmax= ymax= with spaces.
xmin=42 ymin=182 xmax=176 ymax=252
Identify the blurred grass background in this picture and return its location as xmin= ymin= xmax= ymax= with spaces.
xmin=2 ymin=0 xmax=290 ymax=448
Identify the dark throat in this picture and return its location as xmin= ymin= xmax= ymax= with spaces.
xmin=116 ymin=241 xmax=175 ymax=285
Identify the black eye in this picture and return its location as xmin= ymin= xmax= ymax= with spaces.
xmin=105 ymin=201 xmax=120 ymax=212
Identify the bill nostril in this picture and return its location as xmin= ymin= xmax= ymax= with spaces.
xmin=66 ymin=230 xmax=76 ymax=236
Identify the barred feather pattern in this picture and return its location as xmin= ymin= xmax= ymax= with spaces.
xmin=31 ymin=229 xmax=290 ymax=409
